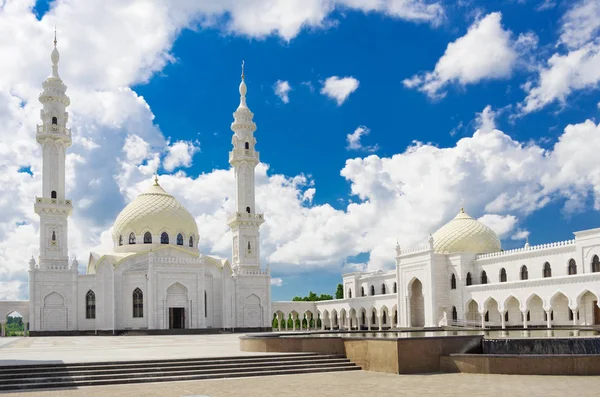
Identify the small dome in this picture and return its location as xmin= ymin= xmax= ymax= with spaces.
xmin=432 ymin=208 xmax=501 ymax=254
xmin=112 ymin=181 xmax=198 ymax=251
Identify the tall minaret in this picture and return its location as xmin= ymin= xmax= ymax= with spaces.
xmin=228 ymin=62 xmax=264 ymax=270
xmin=33 ymin=31 xmax=73 ymax=270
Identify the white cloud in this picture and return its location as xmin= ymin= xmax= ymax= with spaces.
xmin=403 ymin=12 xmax=536 ymax=98
xmin=271 ymin=277 xmax=284 ymax=287
xmin=320 ymin=76 xmax=360 ymax=105
xmin=477 ymin=214 xmax=518 ymax=239
xmin=520 ymin=0 xmax=600 ymax=114
xmin=274 ymin=80 xmax=291 ymax=103
xmin=511 ymin=229 xmax=530 ymax=240
xmin=346 ymin=126 xmax=379 ymax=152
xmin=163 ymin=140 xmax=200 ymax=172
xmin=536 ymin=0 xmax=556 ymax=11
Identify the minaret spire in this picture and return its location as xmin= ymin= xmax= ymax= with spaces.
xmin=228 ymin=63 xmax=264 ymax=270
xmin=51 ymin=28 xmax=60 ymax=79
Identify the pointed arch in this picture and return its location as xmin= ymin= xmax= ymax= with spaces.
xmin=143 ymin=231 xmax=152 ymax=244
xmin=592 ymin=255 xmax=600 ymax=273
xmin=370 ymin=285 xmax=375 ymax=296
xmin=520 ymin=265 xmax=528 ymax=280
xmin=85 ymin=290 xmax=96 ymax=319
xmin=568 ymin=258 xmax=577 ymax=275
xmin=160 ymin=232 xmax=169 ymax=244
xmin=133 ymin=288 xmax=143 ymax=318
xmin=189 ymin=235 xmax=194 ymax=248
xmin=451 ymin=306 xmax=457 ymax=321
xmin=450 ymin=273 xmax=456 ymax=289
xmin=176 ymin=233 xmax=184 ymax=246
xmin=381 ymin=283 xmax=386 ymax=294
xmin=466 ymin=272 xmax=472 ymax=286
xmin=480 ymin=270 xmax=487 ymax=284
xmin=499 ymin=268 xmax=507 ymax=282
xmin=129 ymin=232 xmax=136 ymax=244
xmin=577 ymin=289 xmax=600 ymax=306
xmin=393 ymin=282 xmax=397 ymax=293
xmin=543 ymin=262 xmax=552 ymax=278
xmin=361 ymin=286 xmax=365 ymax=297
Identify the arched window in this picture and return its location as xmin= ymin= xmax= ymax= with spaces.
xmin=204 ymin=290 xmax=207 ymax=318
xmin=133 ymin=288 xmax=143 ymax=318
xmin=382 ymin=311 xmax=387 ymax=324
xmin=466 ymin=272 xmax=472 ymax=286
xmin=484 ymin=311 xmax=489 ymax=322
xmin=144 ymin=232 xmax=152 ymax=244
xmin=500 ymin=268 xmax=507 ymax=282
xmin=520 ymin=265 xmax=528 ymax=280
xmin=247 ymin=241 xmax=251 ymax=253
xmin=372 ymin=311 xmax=376 ymax=325
xmin=160 ymin=232 xmax=169 ymax=244
xmin=51 ymin=190 xmax=57 ymax=199
xmin=51 ymin=116 xmax=58 ymax=125
xmin=481 ymin=271 xmax=487 ymax=284
xmin=189 ymin=236 xmax=194 ymax=248
xmin=176 ymin=233 xmax=183 ymax=246
xmin=118 ymin=235 xmax=123 ymax=246
xmin=452 ymin=306 xmax=457 ymax=321
xmin=450 ymin=274 xmax=456 ymax=290
xmin=246 ymin=206 xmax=251 ymax=213
xmin=526 ymin=311 xmax=530 ymax=322
xmin=129 ymin=232 xmax=136 ymax=244
xmin=52 ymin=231 xmax=56 ymax=241
xmin=361 ymin=287 xmax=365 ymax=297
xmin=568 ymin=259 xmax=577 ymax=275
xmin=381 ymin=283 xmax=386 ymax=294
xmin=370 ymin=285 xmax=375 ymax=296
xmin=393 ymin=282 xmax=397 ymax=293
xmin=543 ymin=262 xmax=551 ymax=278
xmin=361 ymin=311 xmax=366 ymax=325
xmin=85 ymin=290 xmax=96 ymax=319
xmin=245 ymin=142 xmax=249 ymax=150
xmin=348 ymin=289 xmax=352 ymax=298
xmin=592 ymin=255 xmax=600 ymax=273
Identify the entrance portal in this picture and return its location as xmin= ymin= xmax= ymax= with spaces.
xmin=169 ymin=308 xmax=185 ymax=329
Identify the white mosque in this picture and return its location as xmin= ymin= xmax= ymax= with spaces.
xmin=9 ymin=39 xmax=271 ymax=334
xmin=0 ymin=38 xmax=599 ymax=336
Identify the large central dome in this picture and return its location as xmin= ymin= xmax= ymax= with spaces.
xmin=112 ymin=179 xmax=199 ymax=251
xmin=432 ymin=208 xmax=500 ymax=254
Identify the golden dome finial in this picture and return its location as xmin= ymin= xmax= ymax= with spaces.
xmin=241 ymin=60 xmax=245 ymax=81
xmin=154 ymin=174 xmax=159 ymax=186
xmin=54 ymin=26 xmax=57 ymax=47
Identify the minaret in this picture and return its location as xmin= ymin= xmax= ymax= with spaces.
xmin=228 ymin=62 xmax=264 ymax=270
xmin=33 ymin=31 xmax=73 ymax=270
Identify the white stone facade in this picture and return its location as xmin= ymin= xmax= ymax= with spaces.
xmin=273 ymin=210 xmax=600 ymax=331
xmin=2 ymin=43 xmax=271 ymax=333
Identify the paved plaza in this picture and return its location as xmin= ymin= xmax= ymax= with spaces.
xmin=0 ymin=334 xmax=286 ymax=366
xmin=2 ymin=371 xmax=600 ymax=397
xmin=1 ymin=335 xmax=600 ymax=396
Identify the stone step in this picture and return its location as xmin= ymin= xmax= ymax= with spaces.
xmin=0 ymin=359 xmax=354 ymax=382
xmin=0 ymin=353 xmax=337 ymax=374
xmin=0 ymin=352 xmax=323 ymax=371
xmin=0 ymin=364 xmax=360 ymax=391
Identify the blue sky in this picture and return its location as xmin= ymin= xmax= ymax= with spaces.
xmin=1 ymin=0 xmax=600 ymax=301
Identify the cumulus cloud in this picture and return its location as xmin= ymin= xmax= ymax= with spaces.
xmin=163 ymin=140 xmax=200 ymax=172
xmin=520 ymin=0 xmax=600 ymax=113
xmin=274 ymin=80 xmax=291 ymax=103
xmin=511 ymin=229 xmax=530 ymax=240
xmin=346 ymin=126 xmax=379 ymax=152
xmin=403 ymin=12 xmax=536 ymax=98
xmin=271 ymin=277 xmax=284 ymax=287
xmin=320 ymin=76 xmax=360 ymax=105
xmin=474 ymin=105 xmax=497 ymax=132
xmin=477 ymin=214 xmax=518 ymax=239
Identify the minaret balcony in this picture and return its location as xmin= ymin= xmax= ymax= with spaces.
xmin=229 ymin=149 xmax=260 ymax=163
xmin=34 ymin=197 xmax=73 ymax=216
xmin=227 ymin=211 xmax=265 ymax=226
xmin=36 ymin=124 xmax=72 ymax=140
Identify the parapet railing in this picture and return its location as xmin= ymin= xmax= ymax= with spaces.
xmin=476 ymin=239 xmax=576 ymax=260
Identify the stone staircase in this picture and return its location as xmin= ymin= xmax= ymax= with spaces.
xmin=0 ymin=353 xmax=360 ymax=391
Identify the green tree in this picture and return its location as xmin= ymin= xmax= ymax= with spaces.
xmin=292 ymin=291 xmax=335 ymax=302
xmin=335 ymin=283 xmax=343 ymax=299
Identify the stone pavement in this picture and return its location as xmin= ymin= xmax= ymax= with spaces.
xmin=0 ymin=334 xmax=289 ymax=366
xmin=4 ymin=371 xmax=600 ymax=397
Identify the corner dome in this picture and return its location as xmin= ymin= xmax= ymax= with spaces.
xmin=432 ymin=208 xmax=501 ymax=254
xmin=112 ymin=180 xmax=199 ymax=252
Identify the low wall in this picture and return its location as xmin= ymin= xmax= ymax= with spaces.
xmin=441 ymin=354 xmax=600 ymax=375
xmin=240 ymin=334 xmax=482 ymax=374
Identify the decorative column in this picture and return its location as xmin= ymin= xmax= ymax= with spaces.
xmin=378 ymin=314 xmax=383 ymax=331
xmin=367 ymin=315 xmax=372 ymax=331
xmin=480 ymin=311 xmax=486 ymax=329
xmin=522 ymin=310 xmax=528 ymax=329
xmin=500 ymin=311 xmax=506 ymax=329
xmin=545 ymin=310 xmax=552 ymax=329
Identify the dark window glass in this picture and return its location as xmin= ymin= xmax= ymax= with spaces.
xmin=133 ymin=288 xmax=143 ymax=318
xmin=481 ymin=271 xmax=487 ymax=284
xmin=86 ymin=290 xmax=96 ymax=319
xmin=500 ymin=268 xmax=507 ymax=282
xmin=466 ymin=272 xmax=472 ymax=286
xmin=543 ymin=262 xmax=551 ymax=278
xmin=144 ymin=232 xmax=152 ymax=244
xmin=161 ymin=232 xmax=169 ymax=244
xmin=568 ymin=259 xmax=577 ymax=275
xmin=177 ymin=233 xmax=183 ymax=245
